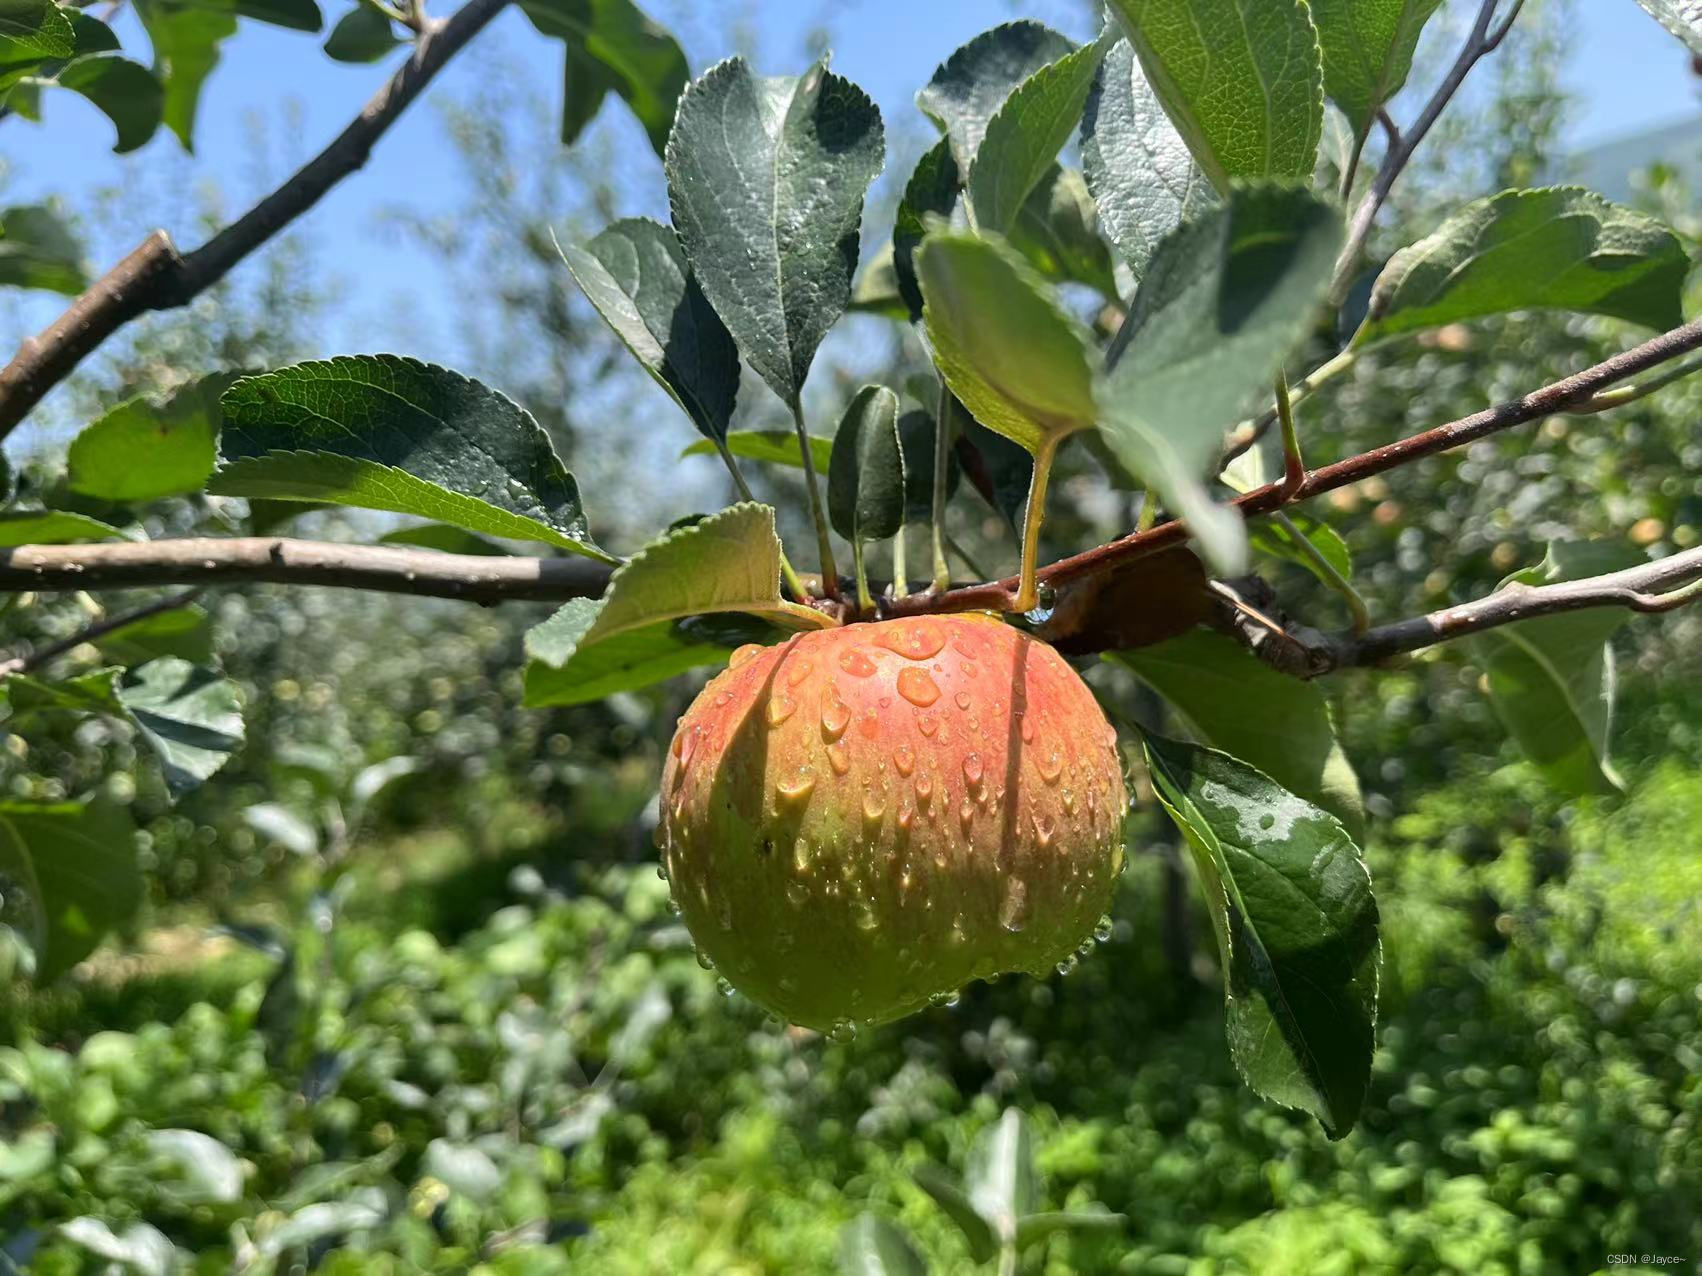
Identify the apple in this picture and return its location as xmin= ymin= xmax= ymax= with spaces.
xmin=658 ymin=612 xmax=1127 ymax=1033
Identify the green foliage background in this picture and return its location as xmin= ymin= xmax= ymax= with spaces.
xmin=3 ymin=2 xmax=1701 ymax=1271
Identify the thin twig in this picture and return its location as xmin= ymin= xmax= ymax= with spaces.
xmin=1329 ymin=0 xmax=1516 ymax=305
xmin=1317 ymin=544 xmax=1702 ymax=671
xmin=0 ymin=0 xmax=511 ymax=439
xmin=0 ymin=589 xmax=204 ymax=677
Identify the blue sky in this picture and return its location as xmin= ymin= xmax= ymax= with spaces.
xmin=3 ymin=0 xmax=1698 ymax=417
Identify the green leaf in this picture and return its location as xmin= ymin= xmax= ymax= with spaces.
xmin=917 ymin=230 xmax=1096 ymax=456
xmin=1105 ymin=0 xmax=1323 ymax=190
xmin=913 ymin=1164 xmax=998 ymax=1264
xmin=67 ymin=372 xmax=234 ymax=503
xmin=1144 ymin=731 xmax=1379 ymax=1137
xmin=518 ymin=0 xmax=688 ymax=154
xmin=0 ymin=0 xmax=74 ymax=60
xmin=1308 ymin=0 xmax=1443 ymax=140
xmin=0 ymin=800 xmax=139 ymax=981
xmin=1476 ymin=540 xmax=1644 ymax=797
xmin=916 ymin=20 xmax=1075 ymax=172
xmin=1008 ymin=165 xmax=1119 ymax=299
xmin=837 ymin=1214 xmax=927 ymax=1276
xmin=323 ymin=2 xmax=398 ymax=62
xmin=1081 ymin=37 xmax=1217 ymax=281
xmin=52 ymin=53 xmax=164 ymax=153
xmin=827 ymin=385 xmax=904 ymax=544
xmin=1110 ymin=629 xmax=1364 ymax=836
xmin=116 ymin=658 xmax=244 ymax=797
xmin=957 ymin=412 xmax=1033 ymax=530
xmin=1632 ymin=0 xmax=1702 ymax=54
xmin=666 ymin=56 xmax=884 ymax=409
xmin=1249 ymin=513 xmax=1354 ymax=586
xmin=681 ymin=430 xmax=832 ymax=474
xmin=3 ymin=667 xmax=127 ymax=716
xmin=849 ymin=240 xmax=906 ymax=319
xmin=1355 ymin=187 xmax=1689 ymax=346
xmin=0 ymin=204 xmax=87 ymax=294
xmin=523 ymin=599 xmax=754 ymax=708
xmin=523 ymin=504 xmax=829 ymax=706
xmin=1097 ymin=185 xmax=1342 ymax=574
xmin=212 ymin=355 xmax=611 ymax=562
xmin=891 ymin=136 xmax=960 ymax=323
xmin=94 ymin=603 xmax=213 ymax=665
xmin=967 ymin=1110 xmax=1037 ymax=1238
xmin=561 ymin=217 xmax=740 ymax=442
xmin=0 ymin=509 xmax=128 ymax=545
xmin=968 ymin=34 xmax=1109 ymax=234
xmin=135 ymin=0 xmax=318 ymax=150
xmin=898 ymin=405 xmax=959 ymax=525
xmin=377 ymin=523 xmax=506 ymax=555
xmin=1014 ymin=1209 xmax=1126 ymax=1250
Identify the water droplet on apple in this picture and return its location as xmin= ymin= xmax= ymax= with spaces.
xmin=896 ymin=666 xmax=940 ymax=707
xmin=838 ymin=648 xmax=877 ymax=677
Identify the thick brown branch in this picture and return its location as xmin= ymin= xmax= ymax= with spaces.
xmin=889 ymin=315 xmax=1702 ymax=618
xmin=0 ymin=539 xmax=611 ymax=605
xmin=1317 ymin=545 xmax=1702 ymax=671
xmin=0 ymin=0 xmax=511 ymax=440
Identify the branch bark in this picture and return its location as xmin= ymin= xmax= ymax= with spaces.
xmin=0 ymin=0 xmax=511 ymax=440
xmin=1312 ymin=545 xmax=1702 ymax=672
xmin=0 ymin=539 xmax=612 ymax=605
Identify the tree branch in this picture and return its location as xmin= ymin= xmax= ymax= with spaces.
xmin=0 ymin=539 xmax=611 ymax=605
xmin=0 ymin=0 xmax=511 ymax=440
xmin=4 ymin=319 xmax=1701 ymax=621
xmin=1329 ymin=0 xmax=1517 ymax=304
xmin=0 ymin=589 xmax=203 ymax=677
xmin=1314 ymin=545 xmax=1702 ymax=672
xmin=888 ymin=315 xmax=1702 ymax=618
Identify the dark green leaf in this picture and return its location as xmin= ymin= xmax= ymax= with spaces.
xmin=1097 ymin=185 xmax=1343 ymax=573
xmin=3 ymin=667 xmax=126 ymax=716
xmin=1111 ymin=629 xmax=1364 ymax=836
xmin=212 ymin=355 xmax=611 ymax=561
xmin=0 ymin=0 xmax=74 ymax=60
xmin=94 ymin=604 xmax=213 ymax=666
xmin=0 ymin=509 xmax=128 ymax=545
xmin=917 ymin=230 xmax=1096 ymax=456
xmin=0 ymin=800 xmax=139 ymax=981
xmin=968 ymin=34 xmax=1109 ymax=234
xmin=899 ymin=406 xmax=958 ymax=525
xmin=1008 ymin=165 xmax=1119 ymax=299
xmin=377 ymin=523 xmax=506 ymax=555
xmin=0 ymin=204 xmax=87 ymax=294
xmin=913 ymin=1164 xmax=998 ymax=1264
xmin=827 ymin=385 xmax=904 ymax=544
xmin=1309 ymin=0 xmax=1443 ymax=140
xmin=666 ymin=57 xmax=884 ymax=409
xmin=1355 ymin=187 xmax=1689 ymax=346
xmin=1476 ymin=540 xmax=1644 ymax=796
xmin=837 ymin=1214 xmax=927 ymax=1276
xmin=680 ymin=430 xmax=833 ymax=473
xmin=561 ymin=217 xmax=740 ymax=442
xmin=518 ymin=0 xmax=688 ymax=154
xmin=1014 ymin=1209 xmax=1125 ymax=1249
xmin=1105 ymin=0 xmax=1323 ymax=189
xmin=323 ymin=3 xmax=398 ymax=62
xmin=67 ymin=372 xmax=234 ymax=502
xmin=891 ymin=136 xmax=960 ymax=322
xmin=1081 ymin=37 xmax=1217 ymax=281
xmin=916 ymin=20 xmax=1075 ymax=172
xmin=52 ymin=53 xmax=164 ymax=153
xmin=1144 ymin=731 xmax=1379 ymax=1137
xmin=116 ymin=658 xmax=244 ymax=797
xmin=1632 ymin=0 xmax=1702 ymax=54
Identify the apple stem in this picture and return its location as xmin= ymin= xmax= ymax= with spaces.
xmin=1008 ymin=434 xmax=1059 ymax=614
